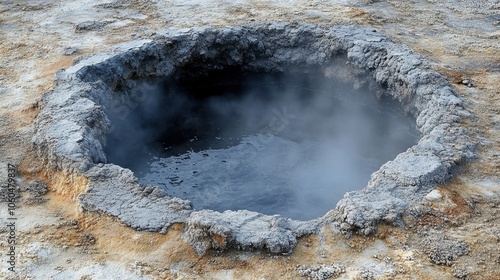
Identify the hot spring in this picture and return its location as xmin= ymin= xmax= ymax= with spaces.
xmin=33 ymin=24 xmax=476 ymax=253
xmin=104 ymin=65 xmax=418 ymax=220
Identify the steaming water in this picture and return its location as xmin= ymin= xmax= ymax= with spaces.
xmin=105 ymin=69 xmax=419 ymax=220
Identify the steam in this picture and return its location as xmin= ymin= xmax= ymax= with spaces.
xmin=105 ymin=67 xmax=419 ymax=220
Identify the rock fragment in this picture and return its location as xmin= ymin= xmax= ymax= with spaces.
xmin=296 ymin=263 xmax=345 ymax=280
xmin=75 ymin=21 xmax=110 ymax=32
xmin=420 ymin=234 xmax=469 ymax=266
xmin=64 ymin=47 xmax=78 ymax=56
xmin=23 ymin=179 xmax=48 ymax=205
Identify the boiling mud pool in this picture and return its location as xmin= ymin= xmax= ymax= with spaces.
xmin=105 ymin=69 xmax=419 ymax=220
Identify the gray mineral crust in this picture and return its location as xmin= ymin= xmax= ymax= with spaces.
xmin=419 ymin=234 xmax=470 ymax=266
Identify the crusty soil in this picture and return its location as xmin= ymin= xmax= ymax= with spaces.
xmin=0 ymin=0 xmax=498 ymax=279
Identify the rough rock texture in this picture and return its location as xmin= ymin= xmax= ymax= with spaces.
xmin=75 ymin=21 xmax=111 ymax=32
xmin=185 ymin=210 xmax=319 ymax=255
xmin=24 ymin=179 xmax=48 ymax=196
xmin=419 ymin=234 xmax=470 ymax=266
xmin=23 ymin=179 xmax=49 ymax=205
xmin=296 ymin=263 xmax=346 ymax=280
xmin=80 ymin=164 xmax=193 ymax=233
xmin=32 ymin=23 xmax=477 ymax=254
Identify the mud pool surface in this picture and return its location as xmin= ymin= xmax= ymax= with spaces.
xmin=106 ymin=70 xmax=418 ymax=220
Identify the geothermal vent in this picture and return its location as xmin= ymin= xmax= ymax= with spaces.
xmin=33 ymin=23 xmax=476 ymax=255
xmin=104 ymin=63 xmax=419 ymax=221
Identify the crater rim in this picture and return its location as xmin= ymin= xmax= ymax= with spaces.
xmin=32 ymin=23 xmax=477 ymax=255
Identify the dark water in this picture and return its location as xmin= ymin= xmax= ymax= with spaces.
xmin=105 ymin=69 xmax=419 ymax=220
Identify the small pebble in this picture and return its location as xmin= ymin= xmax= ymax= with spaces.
xmin=64 ymin=47 xmax=78 ymax=56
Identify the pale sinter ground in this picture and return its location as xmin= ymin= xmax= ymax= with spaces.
xmin=0 ymin=1 xmax=499 ymax=279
